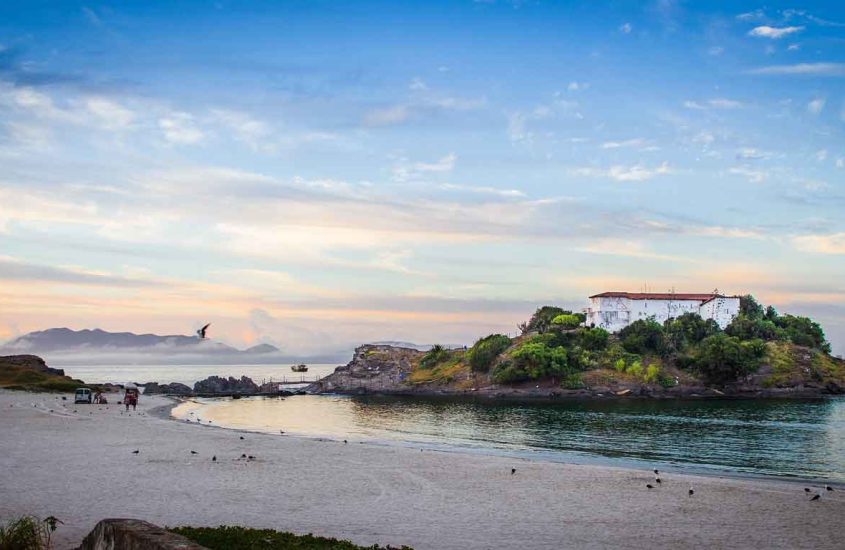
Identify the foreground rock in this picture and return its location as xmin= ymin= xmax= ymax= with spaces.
xmin=193 ymin=375 xmax=259 ymax=395
xmin=79 ymin=519 xmax=207 ymax=550
xmin=142 ymin=382 xmax=193 ymax=395
xmin=0 ymin=354 xmax=66 ymax=376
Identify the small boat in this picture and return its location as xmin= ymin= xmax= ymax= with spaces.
xmin=291 ymin=364 xmax=308 ymax=373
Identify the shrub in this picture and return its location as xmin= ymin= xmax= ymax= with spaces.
xmin=419 ymin=344 xmax=449 ymax=369
xmin=664 ymin=313 xmax=719 ymax=352
xmin=551 ymin=314 xmax=583 ymax=330
xmin=775 ymin=315 xmax=831 ymax=353
xmin=618 ymin=319 xmax=668 ymax=355
xmin=613 ymin=358 xmax=626 ymax=372
xmin=692 ymin=334 xmax=764 ymax=385
xmin=725 ymin=314 xmax=784 ymax=341
xmin=626 ymin=360 xmax=644 ymax=378
xmin=577 ymin=328 xmax=609 ymax=351
xmin=171 ymin=526 xmax=413 ymax=550
xmin=644 ymin=364 xmax=661 ymax=384
xmin=492 ymin=341 xmax=570 ymax=383
xmin=561 ymin=373 xmax=586 ymax=389
xmin=466 ymin=334 xmax=511 ymax=372
xmin=0 ymin=516 xmax=57 ymax=550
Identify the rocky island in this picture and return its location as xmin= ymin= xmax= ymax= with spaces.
xmin=312 ymin=295 xmax=845 ymax=399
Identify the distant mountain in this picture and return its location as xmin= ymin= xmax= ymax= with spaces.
xmin=0 ymin=328 xmax=300 ymax=364
xmin=244 ymin=343 xmax=280 ymax=354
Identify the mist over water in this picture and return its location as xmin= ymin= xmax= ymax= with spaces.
xmin=173 ymin=395 xmax=845 ymax=482
xmin=60 ymin=363 xmax=340 ymax=385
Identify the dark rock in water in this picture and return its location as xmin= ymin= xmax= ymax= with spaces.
xmin=143 ymin=382 xmax=192 ymax=395
xmin=194 ymin=375 xmax=258 ymax=395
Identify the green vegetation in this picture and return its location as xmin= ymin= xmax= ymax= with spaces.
xmin=550 ymin=313 xmax=583 ymax=330
xmin=171 ymin=526 xmax=412 ymax=550
xmin=466 ymin=334 xmax=511 ymax=372
xmin=0 ymin=515 xmax=60 ymax=550
xmin=0 ymin=359 xmax=89 ymax=393
xmin=418 ymin=344 xmax=449 ymax=370
xmin=402 ymin=295 xmax=842 ymax=392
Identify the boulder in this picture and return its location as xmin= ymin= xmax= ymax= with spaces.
xmin=193 ymin=375 xmax=258 ymax=395
xmin=143 ymin=382 xmax=192 ymax=395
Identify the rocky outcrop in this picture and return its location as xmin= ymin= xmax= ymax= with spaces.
xmin=0 ymin=354 xmax=65 ymax=376
xmin=193 ymin=375 xmax=258 ymax=395
xmin=311 ymin=344 xmax=422 ymax=394
xmin=77 ymin=519 xmax=207 ymax=550
xmin=142 ymin=381 xmax=192 ymax=395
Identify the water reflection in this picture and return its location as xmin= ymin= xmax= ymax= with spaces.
xmin=172 ymin=395 xmax=845 ymax=481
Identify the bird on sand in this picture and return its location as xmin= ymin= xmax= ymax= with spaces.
xmin=132 ymin=450 xmax=139 ymax=454
xmin=804 ymin=488 xmax=811 ymax=493
xmin=197 ymin=323 xmax=211 ymax=339
xmin=826 ymin=485 xmax=834 ymax=491
xmin=248 ymin=455 xmax=256 ymax=460
xmin=655 ymin=478 xmax=662 ymax=484
xmin=653 ymin=469 xmax=659 ymax=475
xmin=240 ymin=436 xmax=244 ymax=440
xmin=810 ymin=493 xmax=821 ymax=501
xmin=688 ymin=486 xmax=694 ymax=497
xmin=212 ymin=456 xmax=217 ymax=462
xmin=646 ymin=484 xmax=655 ymax=489
xmin=190 ymin=450 xmax=198 ymax=455
xmin=241 ymin=453 xmax=247 ymax=459
xmin=344 ymin=440 xmax=348 ymax=444
xmin=511 ymin=468 xmax=516 ymax=475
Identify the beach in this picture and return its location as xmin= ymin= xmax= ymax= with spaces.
xmin=1 ymin=390 xmax=843 ymax=550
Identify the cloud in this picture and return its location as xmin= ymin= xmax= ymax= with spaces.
xmin=600 ymin=138 xmax=649 ymax=149
xmin=683 ymin=98 xmax=743 ymax=110
xmin=793 ymin=233 xmax=845 ymax=254
xmin=210 ymin=109 xmax=272 ymax=150
xmin=364 ymin=105 xmax=411 ymax=127
xmin=619 ymin=22 xmax=632 ymax=34
xmin=728 ymin=166 xmax=768 ymax=183
xmin=748 ymin=26 xmax=804 ymax=39
xmin=158 ymin=112 xmax=204 ymax=144
xmin=748 ymin=63 xmax=845 ymax=76
xmin=0 ymin=256 xmax=161 ymax=288
xmin=409 ymin=77 xmax=427 ymax=91
xmin=439 ymin=183 xmax=526 ymax=198
xmin=815 ymin=149 xmax=828 ymax=162
xmin=572 ymin=162 xmax=671 ymax=182
xmin=807 ymin=97 xmax=826 ymax=115
xmin=393 ymin=153 xmax=457 ymax=182
xmin=736 ymin=148 xmax=771 ymax=160
xmin=567 ymin=81 xmax=588 ymax=92
xmin=86 ymin=98 xmax=134 ymax=130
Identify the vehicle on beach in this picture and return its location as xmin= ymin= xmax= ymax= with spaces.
xmin=74 ymin=388 xmax=92 ymax=404
xmin=291 ymin=364 xmax=308 ymax=372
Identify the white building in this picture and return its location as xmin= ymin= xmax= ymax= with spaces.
xmin=584 ymin=292 xmax=741 ymax=333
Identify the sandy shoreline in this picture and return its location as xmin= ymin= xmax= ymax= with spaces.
xmin=2 ymin=390 xmax=844 ymax=549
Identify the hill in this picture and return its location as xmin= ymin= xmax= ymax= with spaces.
xmin=314 ymin=296 xmax=845 ymax=398
xmin=0 ymin=355 xmax=89 ymax=392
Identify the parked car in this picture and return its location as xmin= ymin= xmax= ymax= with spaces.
xmin=74 ymin=388 xmax=92 ymax=404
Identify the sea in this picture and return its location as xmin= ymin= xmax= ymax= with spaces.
xmin=61 ymin=363 xmax=845 ymax=483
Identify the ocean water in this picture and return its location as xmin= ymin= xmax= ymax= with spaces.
xmin=59 ymin=363 xmax=340 ymax=386
xmin=172 ymin=394 xmax=845 ymax=482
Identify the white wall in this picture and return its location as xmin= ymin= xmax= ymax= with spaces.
xmin=585 ymin=296 xmax=740 ymax=332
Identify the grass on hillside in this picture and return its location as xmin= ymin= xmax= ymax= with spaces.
xmin=170 ymin=526 xmax=413 ymax=550
xmin=0 ymin=363 xmax=88 ymax=393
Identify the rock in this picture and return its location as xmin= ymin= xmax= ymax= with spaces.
xmin=0 ymin=354 xmax=65 ymax=376
xmin=310 ymin=345 xmax=422 ymax=394
xmin=193 ymin=375 xmax=258 ymax=395
xmin=143 ymin=382 xmax=192 ymax=395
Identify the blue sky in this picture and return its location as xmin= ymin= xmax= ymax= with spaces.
xmin=1 ymin=1 xmax=844 ymax=358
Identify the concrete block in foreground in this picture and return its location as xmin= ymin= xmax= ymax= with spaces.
xmin=78 ymin=519 xmax=208 ymax=550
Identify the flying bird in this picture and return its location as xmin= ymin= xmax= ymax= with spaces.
xmin=197 ymin=323 xmax=211 ymax=339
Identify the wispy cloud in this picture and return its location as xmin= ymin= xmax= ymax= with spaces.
xmin=440 ymin=183 xmax=526 ymax=198
xmin=793 ymin=233 xmax=845 ymax=255
xmin=729 ymin=166 xmax=768 ymax=183
xmin=572 ymin=162 xmax=671 ymax=182
xmin=748 ymin=26 xmax=804 ymax=39
xmin=748 ymin=63 xmax=845 ymax=76
xmin=363 ymin=105 xmax=410 ymax=127
xmin=158 ymin=112 xmax=204 ymax=144
xmin=683 ymin=98 xmax=743 ymax=110
xmin=807 ymin=97 xmax=826 ymax=115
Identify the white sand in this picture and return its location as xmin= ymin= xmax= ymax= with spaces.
xmin=1 ymin=390 xmax=843 ymax=550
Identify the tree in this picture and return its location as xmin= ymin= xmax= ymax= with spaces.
xmin=467 ymin=334 xmax=512 ymax=372
xmin=664 ymin=313 xmax=719 ymax=352
xmin=775 ymin=315 xmax=830 ymax=353
xmin=618 ymin=319 xmax=668 ymax=355
xmin=692 ymin=334 xmax=764 ymax=384
xmin=551 ymin=314 xmax=583 ymax=330
xmin=522 ymin=306 xmax=568 ymax=334
xmin=577 ymin=327 xmax=609 ymax=351
xmin=738 ymin=294 xmax=764 ymax=319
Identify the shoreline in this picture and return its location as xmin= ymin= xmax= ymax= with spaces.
xmin=4 ymin=388 xmax=845 ymax=549
xmin=164 ymin=392 xmax=845 ymax=488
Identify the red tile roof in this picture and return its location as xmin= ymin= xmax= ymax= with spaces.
xmin=589 ymin=292 xmax=735 ymax=301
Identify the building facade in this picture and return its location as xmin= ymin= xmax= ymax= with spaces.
xmin=584 ymin=292 xmax=741 ymax=333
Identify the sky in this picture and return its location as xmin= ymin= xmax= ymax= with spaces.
xmin=1 ymin=0 xmax=844 ymax=359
